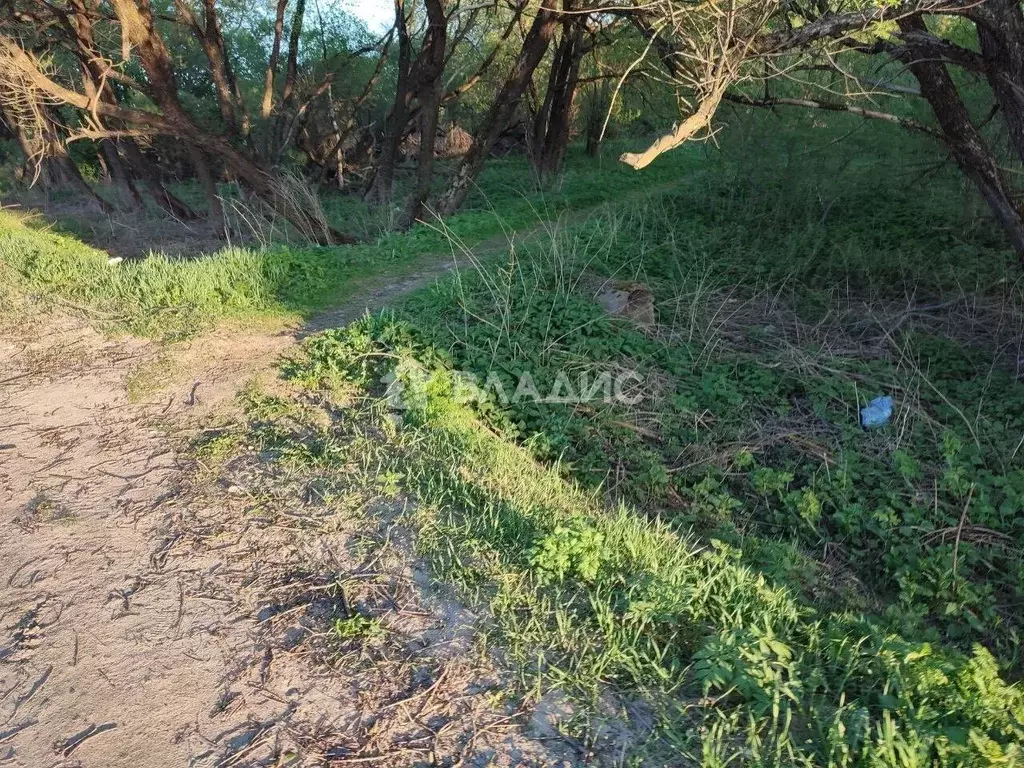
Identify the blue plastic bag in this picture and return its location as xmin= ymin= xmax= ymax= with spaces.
xmin=860 ymin=395 xmax=893 ymax=429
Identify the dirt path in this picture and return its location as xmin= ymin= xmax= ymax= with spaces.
xmin=0 ymin=196 xmax=656 ymax=766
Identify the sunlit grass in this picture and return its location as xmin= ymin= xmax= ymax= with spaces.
xmin=235 ymin=327 xmax=1024 ymax=763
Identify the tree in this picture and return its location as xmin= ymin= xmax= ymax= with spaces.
xmin=609 ymin=0 xmax=1024 ymax=260
xmin=0 ymin=0 xmax=354 ymax=243
xmin=398 ymin=0 xmax=447 ymax=228
xmin=364 ymin=0 xmax=415 ymax=206
xmin=436 ymin=3 xmax=560 ymax=215
xmin=530 ymin=0 xmax=589 ymax=180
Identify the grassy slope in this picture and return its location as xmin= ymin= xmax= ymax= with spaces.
xmin=257 ymin=113 xmax=1024 ymax=763
xmin=5 ymin=113 xmax=1024 ymax=763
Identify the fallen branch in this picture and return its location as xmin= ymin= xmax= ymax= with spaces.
xmin=722 ymin=92 xmax=944 ymax=139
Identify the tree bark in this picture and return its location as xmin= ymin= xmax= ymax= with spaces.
xmin=365 ymin=0 xmax=413 ymax=205
xmin=174 ymin=0 xmax=241 ymax=134
xmin=70 ymin=0 xmax=188 ymax=215
xmin=99 ymin=139 xmax=144 ymax=210
xmin=532 ymin=6 xmax=585 ymax=181
xmin=398 ymin=0 xmax=446 ymax=229
xmin=969 ymin=0 xmax=1024 ymax=166
xmin=899 ymin=16 xmax=1024 ymax=259
xmin=435 ymin=6 xmax=560 ymax=215
xmin=261 ymin=0 xmax=289 ymax=120
xmin=282 ymin=0 xmax=306 ymax=108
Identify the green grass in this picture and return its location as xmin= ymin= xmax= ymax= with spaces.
xmin=370 ymin=112 xmax=1024 ymax=657
xmin=235 ymin=312 xmax=1024 ymax=764
xmin=219 ymin=112 xmax=1024 ymax=762
xmin=6 ymin=109 xmax=1024 ymax=763
xmin=0 ymin=140 xmax=703 ymax=339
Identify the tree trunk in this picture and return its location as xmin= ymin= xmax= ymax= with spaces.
xmin=72 ymin=0 xmax=189 ymax=216
xmin=269 ymin=0 xmax=307 ymax=157
xmin=970 ymin=0 xmax=1024 ymax=166
xmin=532 ymin=8 xmax=584 ymax=181
xmin=0 ymin=101 xmax=41 ymax=183
xmin=899 ymin=16 xmax=1024 ymax=259
xmin=398 ymin=0 xmax=446 ymax=229
xmin=187 ymin=144 xmax=223 ymax=224
xmin=584 ymin=82 xmax=610 ymax=157
xmin=530 ymin=35 xmax=562 ymax=171
xmin=261 ymin=0 xmax=289 ymax=120
xmin=179 ymin=0 xmax=241 ymax=134
xmin=114 ymin=0 xmax=229 ymax=225
xmin=365 ymin=0 xmax=413 ymax=206
xmin=121 ymin=139 xmax=198 ymax=220
xmin=435 ymin=6 xmax=559 ymax=215
xmin=282 ymin=0 xmax=305 ymax=108
xmin=100 ymin=139 xmax=144 ymax=210
xmin=21 ymin=105 xmax=114 ymax=213
xmin=109 ymin=0 xmax=349 ymax=240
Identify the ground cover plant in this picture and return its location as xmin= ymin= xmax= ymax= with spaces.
xmin=4 ymin=105 xmax=1023 ymax=765
xmin=196 ymin=113 xmax=1024 ymax=764
xmin=237 ymin=355 xmax=1024 ymax=764
xmin=372 ymin=114 xmax=1024 ymax=654
xmin=3 ymin=0 xmax=1024 ymax=763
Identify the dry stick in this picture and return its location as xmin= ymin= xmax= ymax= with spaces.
xmin=333 ymin=749 xmax=432 ymax=765
xmin=216 ymin=722 xmax=275 ymax=768
xmin=951 ymin=483 xmax=975 ymax=588
xmin=11 ymin=666 xmax=50 ymax=717
xmin=59 ymin=722 xmax=117 ymax=757
xmin=0 ymin=719 xmax=38 ymax=744
xmin=600 ymin=25 xmax=660 ymax=144
xmin=1010 ymin=430 xmax=1024 ymax=463
xmin=380 ymin=664 xmax=449 ymax=713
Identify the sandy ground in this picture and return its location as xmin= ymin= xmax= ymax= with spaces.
xmin=0 ymin=202 xmax=672 ymax=766
xmin=0 ymin=270 xmax=585 ymax=767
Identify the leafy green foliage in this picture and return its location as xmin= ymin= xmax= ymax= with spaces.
xmin=330 ymin=613 xmax=385 ymax=643
xmin=6 ymin=106 xmax=1024 ymax=764
xmin=253 ymin=313 xmax=1024 ymax=764
xmin=529 ymin=517 xmax=608 ymax=583
xmin=373 ymin=115 xmax=1024 ymax=662
xmin=234 ymin=113 xmax=1024 ymax=762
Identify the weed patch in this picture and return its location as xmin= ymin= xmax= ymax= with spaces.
xmin=247 ymin=120 xmax=1024 ymax=761
xmin=231 ymin=329 xmax=1024 ymax=763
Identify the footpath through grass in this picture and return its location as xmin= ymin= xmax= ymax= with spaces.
xmin=229 ymin=114 xmax=1024 ymax=764
xmin=0 ymin=140 xmax=692 ymax=340
xmin=6 ymin=114 xmax=1024 ymax=763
